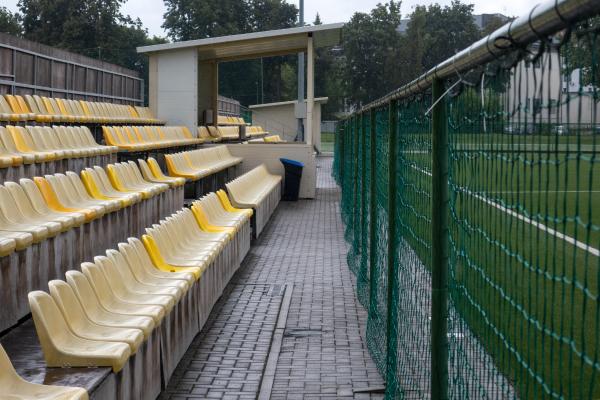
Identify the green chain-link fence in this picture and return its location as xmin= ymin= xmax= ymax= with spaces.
xmin=334 ymin=4 xmax=600 ymax=399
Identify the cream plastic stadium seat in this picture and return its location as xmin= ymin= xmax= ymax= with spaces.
xmin=7 ymin=125 xmax=57 ymax=162
xmin=0 ymin=95 xmax=30 ymax=122
xmin=48 ymin=126 xmax=87 ymax=158
xmin=0 ymin=189 xmax=51 ymax=243
xmin=226 ymin=164 xmax=281 ymax=208
xmin=5 ymin=181 xmax=81 ymax=232
xmin=0 ymin=235 xmax=16 ymax=256
xmin=0 ymin=126 xmax=36 ymax=164
xmin=0 ymin=185 xmax=62 ymax=237
xmin=23 ymin=95 xmax=55 ymax=123
xmin=145 ymin=224 xmax=213 ymax=267
xmin=65 ymin=171 xmax=122 ymax=212
xmin=117 ymin=241 xmax=190 ymax=293
xmin=0 ymin=344 xmax=88 ymax=400
xmin=28 ymin=290 xmax=131 ymax=372
xmin=45 ymin=174 xmax=113 ymax=215
xmin=196 ymin=193 xmax=250 ymax=230
xmin=14 ymin=94 xmax=51 ymax=124
xmin=0 ymin=129 xmax=21 ymax=168
xmin=189 ymin=202 xmax=236 ymax=238
xmin=126 ymin=238 xmax=196 ymax=284
xmin=65 ymin=270 xmax=155 ymax=338
xmin=33 ymin=95 xmax=67 ymax=123
xmin=4 ymin=94 xmax=35 ymax=121
xmin=138 ymin=158 xmax=186 ymax=187
xmin=80 ymin=262 xmax=165 ymax=324
xmin=94 ymin=256 xmax=176 ymax=313
xmin=93 ymin=166 xmax=144 ymax=203
xmin=48 ymin=280 xmax=144 ymax=353
xmin=34 ymin=176 xmax=100 ymax=223
xmin=105 ymin=249 xmax=182 ymax=301
xmin=217 ymin=126 xmax=240 ymax=140
xmin=81 ymin=167 xmax=140 ymax=207
xmin=264 ymin=135 xmax=283 ymax=143
xmin=134 ymin=106 xmax=165 ymax=125
xmin=207 ymin=125 xmax=223 ymax=141
xmin=165 ymin=153 xmax=206 ymax=181
xmin=107 ymin=162 xmax=167 ymax=199
xmin=125 ymin=161 xmax=169 ymax=193
xmin=20 ymin=178 xmax=87 ymax=226
xmin=197 ymin=126 xmax=218 ymax=142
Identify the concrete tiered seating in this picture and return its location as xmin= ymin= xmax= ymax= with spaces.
xmin=0 ymin=125 xmax=117 ymax=182
xmin=4 ymin=192 xmax=253 ymax=399
xmin=103 ymin=126 xmax=202 ymax=152
xmin=0 ymin=344 xmax=88 ymax=399
xmin=225 ymin=164 xmax=282 ymax=237
xmin=0 ymin=94 xmax=165 ymax=125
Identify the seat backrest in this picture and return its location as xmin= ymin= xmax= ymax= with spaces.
xmin=28 ymin=290 xmax=74 ymax=351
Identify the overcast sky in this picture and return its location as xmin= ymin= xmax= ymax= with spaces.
xmin=3 ymin=0 xmax=541 ymax=38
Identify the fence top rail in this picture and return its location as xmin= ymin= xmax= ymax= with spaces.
xmin=357 ymin=0 xmax=600 ymax=114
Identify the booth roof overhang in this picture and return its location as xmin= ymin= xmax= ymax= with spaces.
xmin=137 ymin=23 xmax=344 ymax=62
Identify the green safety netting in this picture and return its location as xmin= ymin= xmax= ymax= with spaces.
xmin=333 ymin=16 xmax=600 ymax=400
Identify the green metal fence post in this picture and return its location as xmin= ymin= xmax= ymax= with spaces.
xmin=368 ymin=108 xmax=377 ymax=313
xmin=385 ymin=100 xmax=399 ymax=396
xmin=430 ymin=79 xmax=449 ymax=400
xmin=360 ymin=112 xmax=367 ymax=277
xmin=352 ymin=116 xmax=359 ymax=232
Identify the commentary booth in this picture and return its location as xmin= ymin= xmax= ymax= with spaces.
xmin=137 ymin=24 xmax=343 ymax=199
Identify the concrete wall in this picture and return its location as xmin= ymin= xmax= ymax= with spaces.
xmin=150 ymin=49 xmax=199 ymax=128
xmin=250 ymin=100 xmax=325 ymax=150
xmin=226 ymin=143 xmax=316 ymax=199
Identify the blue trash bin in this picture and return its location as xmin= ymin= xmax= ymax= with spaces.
xmin=279 ymin=158 xmax=304 ymax=201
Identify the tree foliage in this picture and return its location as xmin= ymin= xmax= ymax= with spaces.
xmin=0 ymin=7 xmax=22 ymax=36
xmin=17 ymin=0 xmax=166 ymax=75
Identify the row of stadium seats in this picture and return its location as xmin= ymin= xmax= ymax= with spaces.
xmin=217 ymin=115 xmax=247 ymax=126
xmin=103 ymin=125 xmax=202 ymax=151
xmin=0 ymin=344 xmax=88 ymax=400
xmin=0 ymin=160 xmax=184 ymax=332
xmin=0 ymin=94 xmax=165 ymax=125
xmin=0 ymin=125 xmax=116 ymax=182
xmin=164 ymin=146 xmax=243 ymax=182
xmin=197 ymin=125 xmax=270 ymax=142
xmin=226 ymin=164 xmax=282 ymax=237
xmin=16 ymin=191 xmax=252 ymax=398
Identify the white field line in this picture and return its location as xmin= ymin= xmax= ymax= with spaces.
xmin=409 ymin=163 xmax=600 ymax=257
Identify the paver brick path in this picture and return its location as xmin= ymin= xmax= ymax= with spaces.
xmin=160 ymin=157 xmax=384 ymax=399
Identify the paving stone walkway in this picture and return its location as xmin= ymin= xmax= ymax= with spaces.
xmin=160 ymin=157 xmax=384 ymax=399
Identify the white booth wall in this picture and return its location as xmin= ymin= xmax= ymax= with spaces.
xmin=226 ymin=144 xmax=316 ymax=199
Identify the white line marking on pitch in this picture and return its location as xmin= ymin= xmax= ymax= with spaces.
xmin=408 ymin=163 xmax=599 ymax=257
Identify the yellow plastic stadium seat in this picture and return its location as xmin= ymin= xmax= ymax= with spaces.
xmin=65 ymin=270 xmax=155 ymax=338
xmin=138 ymin=158 xmax=186 ymax=187
xmin=19 ymin=178 xmax=86 ymax=226
xmin=80 ymin=262 xmax=165 ymax=324
xmin=48 ymin=280 xmax=144 ymax=353
xmin=7 ymin=125 xmax=57 ymax=162
xmin=82 ymin=168 xmax=140 ymax=206
xmin=190 ymin=203 xmax=235 ymax=238
xmin=34 ymin=177 xmax=98 ymax=222
xmin=0 ymin=95 xmax=30 ymax=122
xmin=28 ymin=291 xmax=131 ymax=373
xmin=0 ymin=344 xmax=88 ymax=400
xmin=216 ymin=189 xmax=254 ymax=218
xmin=126 ymin=238 xmax=196 ymax=285
xmin=117 ymin=242 xmax=190 ymax=294
xmin=4 ymin=94 xmax=35 ymax=121
xmin=142 ymin=234 xmax=203 ymax=280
